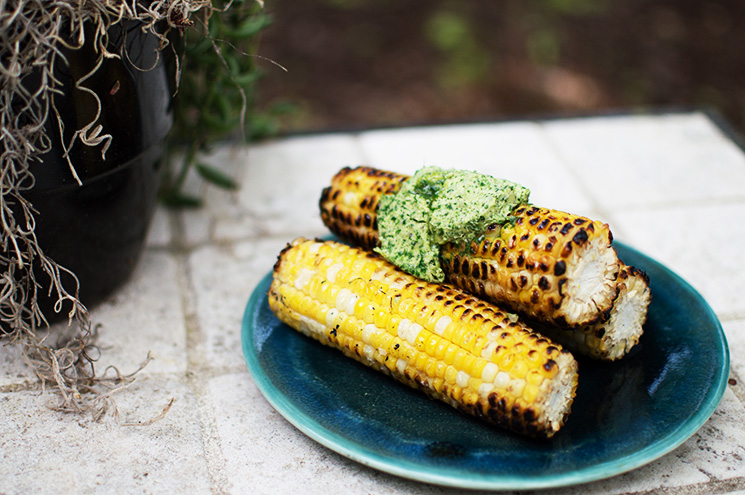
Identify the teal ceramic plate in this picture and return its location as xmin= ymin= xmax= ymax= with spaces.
xmin=241 ymin=242 xmax=729 ymax=490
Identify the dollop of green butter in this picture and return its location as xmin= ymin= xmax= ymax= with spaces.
xmin=375 ymin=167 xmax=530 ymax=282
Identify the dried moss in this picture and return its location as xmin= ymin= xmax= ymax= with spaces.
xmin=0 ymin=0 xmax=256 ymax=419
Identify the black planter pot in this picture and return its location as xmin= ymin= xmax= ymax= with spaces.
xmin=18 ymin=21 xmax=175 ymax=320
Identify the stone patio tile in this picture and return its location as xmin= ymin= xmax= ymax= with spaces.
xmin=723 ymin=319 xmax=745 ymax=381
xmin=89 ymin=251 xmax=188 ymax=376
xmin=357 ymin=122 xmax=594 ymax=215
xmin=545 ymin=389 xmax=745 ymax=495
xmin=0 ymin=377 xmax=210 ymax=495
xmin=174 ymin=144 xmax=249 ymax=209
xmin=237 ymin=134 xmax=366 ymax=237
xmin=609 ymin=203 xmax=745 ymax=318
xmin=168 ymin=143 xmax=333 ymax=247
xmin=0 ymin=341 xmax=37 ymax=388
xmin=1 ymin=250 xmax=186 ymax=388
xmin=204 ymin=372 xmax=745 ymax=495
xmin=677 ymin=390 xmax=745 ymax=481
xmin=205 ymin=372 xmax=472 ymax=495
xmin=163 ymin=145 xmax=257 ymax=247
xmin=145 ymin=206 xmax=173 ymax=249
xmin=188 ymin=238 xmax=290 ymax=372
xmin=180 ymin=206 xmax=219 ymax=247
xmin=4 ymin=114 xmax=745 ymax=495
xmin=542 ymin=112 xmax=745 ymax=210
xmin=191 ymin=145 xmax=262 ymax=245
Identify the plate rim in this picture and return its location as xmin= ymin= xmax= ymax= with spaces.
xmin=241 ymin=241 xmax=730 ymax=490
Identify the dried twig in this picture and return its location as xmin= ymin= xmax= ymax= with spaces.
xmin=0 ymin=0 xmax=217 ymax=421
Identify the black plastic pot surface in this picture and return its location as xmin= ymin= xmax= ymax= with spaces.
xmin=20 ymin=21 xmax=175 ymax=320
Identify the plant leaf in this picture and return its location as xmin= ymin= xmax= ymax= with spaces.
xmin=159 ymin=192 xmax=204 ymax=208
xmin=226 ymin=16 xmax=272 ymax=39
xmin=195 ymin=162 xmax=239 ymax=190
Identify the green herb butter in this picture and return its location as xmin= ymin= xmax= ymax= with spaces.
xmin=375 ymin=167 xmax=530 ymax=282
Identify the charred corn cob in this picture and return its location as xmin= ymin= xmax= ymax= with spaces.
xmin=319 ymin=166 xmax=620 ymax=329
xmin=531 ymin=264 xmax=651 ymax=360
xmin=441 ymin=205 xmax=620 ymax=328
xmin=320 ymin=166 xmax=407 ymax=250
xmin=269 ymin=238 xmax=579 ymax=439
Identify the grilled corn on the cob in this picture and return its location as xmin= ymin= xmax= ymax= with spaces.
xmin=531 ymin=264 xmax=651 ymax=360
xmin=269 ymin=238 xmax=579 ymax=439
xmin=319 ymin=166 xmax=620 ymax=329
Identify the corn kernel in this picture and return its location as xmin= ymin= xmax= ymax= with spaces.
xmin=390 ymin=294 xmax=402 ymax=315
xmin=461 ymin=330 xmax=476 ymax=351
xmin=523 ymin=383 xmax=539 ymax=403
xmin=450 ymin=305 xmax=467 ymax=320
xmin=461 ymin=354 xmax=476 ymax=376
xmin=444 ymin=365 xmax=458 ymax=384
xmin=435 ymin=360 xmax=447 ymax=378
xmin=440 ymin=321 xmax=456 ymax=341
xmin=432 ymin=377 xmax=445 ymax=393
xmin=471 ymin=335 xmax=487 ymax=356
xmin=470 ymin=358 xmax=487 ymax=380
xmin=527 ymin=369 xmax=544 ymax=386
xmin=399 ymin=342 xmax=416 ymax=362
xmin=425 ymin=358 xmax=438 ymax=378
xmin=378 ymin=332 xmax=392 ymax=352
xmin=450 ymin=386 xmax=463 ymax=402
xmin=497 ymin=352 xmax=515 ymax=372
xmin=424 ymin=334 xmax=438 ymax=356
xmin=384 ymin=354 xmax=397 ymax=372
xmin=462 ymin=390 xmax=479 ymax=408
xmin=481 ymin=340 xmax=498 ymax=360
xmin=510 ymin=359 xmax=528 ymax=379
xmin=495 ymin=371 xmax=510 ymax=389
xmin=386 ymin=314 xmax=401 ymax=336
xmin=443 ymin=343 xmax=459 ymax=365
xmin=467 ymin=376 xmax=481 ymax=392
xmin=314 ymin=304 xmax=327 ymax=324
xmin=508 ymin=379 xmax=525 ymax=397
xmin=413 ymin=331 xmax=427 ymax=350
xmin=424 ymin=311 xmax=440 ymax=331
xmin=456 ymin=370 xmax=470 ymax=388
xmin=398 ymin=298 xmax=415 ymax=319
xmin=450 ymin=325 xmax=468 ymax=347
xmin=434 ymin=315 xmax=452 ymax=336
xmin=415 ymin=352 xmax=429 ymax=372
xmin=452 ymin=348 xmax=468 ymax=369
xmin=373 ymin=350 xmax=387 ymax=366
xmin=434 ymin=339 xmax=449 ymax=361
xmin=324 ymin=284 xmax=340 ymax=306
xmin=374 ymin=308 xmax=388 ymax=329
xmin=478 ymin=382 xmax=495 ymax=397
xmin=481 ymin=362 xmax=498 ymax=382
xmin=361 ymin=324 xmax=376 ymax=345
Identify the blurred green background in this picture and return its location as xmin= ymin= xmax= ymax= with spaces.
xmin=256 ymin=0 xmax=745 ymax=134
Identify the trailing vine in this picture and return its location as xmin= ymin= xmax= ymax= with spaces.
xmin=0 ymin=0 xmax=268 ymax=418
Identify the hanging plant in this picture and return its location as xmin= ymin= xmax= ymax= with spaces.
xmin=0 ymin=0 xmax=272 ymax=418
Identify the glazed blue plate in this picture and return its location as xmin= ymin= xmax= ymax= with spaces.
xmin=241 ymin=242 xmax=729 ymax=490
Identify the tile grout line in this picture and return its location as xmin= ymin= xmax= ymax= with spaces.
xmin=533 ymin=116 xmax=745 ymax=236
xmin=645 ymin=476 xmax=745 ymax=494
xmin=533 ymin=120 xmax=618 ymax=224
xmin=168 ymin=208 xmax=232 ymax=495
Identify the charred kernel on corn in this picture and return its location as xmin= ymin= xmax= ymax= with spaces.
xmin=269 ymin=238 xmax=579 ymax=439
xmin=319 ymin=165 xmax=623 ymax=335
xmin=441 ymin=205 xmax=619 ymax=329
